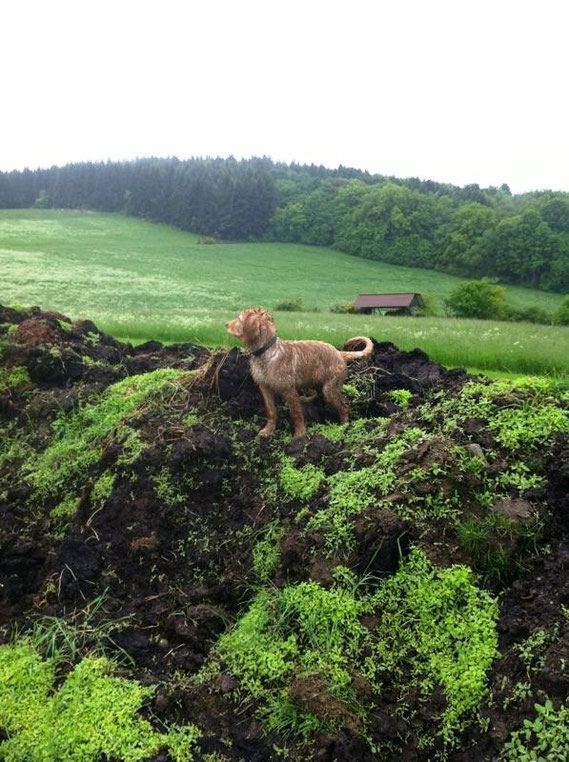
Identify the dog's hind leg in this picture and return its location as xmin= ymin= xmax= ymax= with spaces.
xmin=322 ymin=378 xmax=349 ymax=423
xmin=300 ymin=389 xmax=318 ymax=403
xmin=258 ymin=384 xmax=278 ymax=437
xmin=282 ymin=389 xmax=307 ymax=438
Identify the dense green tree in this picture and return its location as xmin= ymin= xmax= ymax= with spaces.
xmin=444 ymin=280 xmax=508 ymax=320
xmin=436 ymin=203 xmax=497 ymax=273
xmin=1 ymin=158 xmax=569 ymax=292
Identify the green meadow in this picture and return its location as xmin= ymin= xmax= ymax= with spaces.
xmin=1 ymin=209 xmax=568 ymax=376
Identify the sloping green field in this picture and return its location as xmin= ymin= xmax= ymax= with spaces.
xmin=1 ymin=209 xmax=568 ymax=375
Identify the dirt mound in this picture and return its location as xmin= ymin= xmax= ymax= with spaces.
xmin=2 ymin=303 xmax=569 ymax=762
xmin=196 ymin=339 xmax=471 ymax=426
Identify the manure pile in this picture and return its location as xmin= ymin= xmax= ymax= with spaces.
xmin=1 ymin=304 xmax=569 ymax=762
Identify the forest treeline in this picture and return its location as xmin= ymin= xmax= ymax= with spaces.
xmin=1 ymin=156 xmax=569 ymax=292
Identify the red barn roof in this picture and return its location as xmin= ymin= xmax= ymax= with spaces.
xmin=354 ymin=293 xmax=423 ymax=309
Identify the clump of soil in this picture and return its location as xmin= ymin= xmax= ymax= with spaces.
xmin=1 ymin=303 xmax=569 ymax=762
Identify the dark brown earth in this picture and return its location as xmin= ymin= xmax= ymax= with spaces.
xmin=1 ymin=305 xmax=569 ymax=761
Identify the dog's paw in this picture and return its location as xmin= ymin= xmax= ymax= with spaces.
xmin=258 ymin=426 xmax=275 ymax=438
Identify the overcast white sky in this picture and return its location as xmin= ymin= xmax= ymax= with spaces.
xmin=2 ymin=0 xmax=568 ymax=193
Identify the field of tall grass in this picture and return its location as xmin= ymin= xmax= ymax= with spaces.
xmin=1 ymin=209 xmax=568 ymax=376
xmin=104 ymin=310 xmax=568 ymax=377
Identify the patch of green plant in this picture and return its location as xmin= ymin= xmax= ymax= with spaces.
xmin=82 ymin=355 xmax=104 ymax=368
xmin=342 ymin=417 xmax=389 ymax=451
xmin=491 ymin=402 xmax=569 ymax=451
xmin=369 ymin=548 xmax=499 ymax=745
xmin=309 ymin=427 xmax=426 ymax=551
xmin=0 ymin=642 xmax=201 ymax=762
xmin=309 ymin=422 xmax=346 ymax=443
xmin=153 ymin=466 xmax=186 ymax=506
xmin=274 ymin=298 xmax=304 ymax=312
xmin=17 ymin=592 xmax=133 ymax=667
xmin=280 ymin=457 xmax=324 ymax=501
xmin=497 ymin=463 xmax=546 ymax=492
xmin=91 ymin=470 xmax=116 ymax=504
xmin=27 ymin=368 xmax=189 ymax=499
xmin=457 ymin=511 xmax=543 ymax=585
xmin=117 ymin=428 xmax=146 ymax=465
xmin=50 ymin=495 xmax=81 ymax=536
xmin=211 ymin=549 xmax=498 ymax=749
xmin=502 ymin=680 xmax=533 ymax=710
xmin=514 ymin=630 xmax=551 ymax=677
xmin=342 ymin=383 xmax=359 ymax=399
xmin=396 ymin=489 xmax=464 ymax=525
xmin=253 ymin=522 xmax=285 ymax=582
xmin=183 ymin=411 xmax=200 ymax=427
xmin=0 ymin=425 xmax=35 ymax=492
xmin=501 ymin=699 xmax=569 ymax=761
xmin=215 ymin=580 xmax=369 ymax=738
xmin=0 ymin=365 xmax=31 ymax=391
xmin=390 ymin=388 xmax=412 ymax=409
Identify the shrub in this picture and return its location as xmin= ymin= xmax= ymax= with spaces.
xmin=274 ymin=298 xmax=304 ymax=312
xmin=329 ymin=302 xmax=357 ymax=314
xmin=445 ymin=279 xmax=507 ymax=320
xmin=507 ymin=304 xmax=553 ymax=324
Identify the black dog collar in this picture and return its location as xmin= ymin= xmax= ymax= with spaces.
xmin=250 ymin=335 xmax=278 ymax=357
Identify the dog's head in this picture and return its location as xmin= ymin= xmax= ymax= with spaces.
xmin=226 ymin=307 xmax=276 ymax=348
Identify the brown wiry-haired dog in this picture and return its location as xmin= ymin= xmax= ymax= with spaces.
xmin=226 ymin=307 xmax=374 ymax=438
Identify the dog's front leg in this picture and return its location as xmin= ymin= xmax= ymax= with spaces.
xmin=282 ymin=389 xmax=306 ymax=438
xmin=258 ymin=384 xmax=277 ymax=437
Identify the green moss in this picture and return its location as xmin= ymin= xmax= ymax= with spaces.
xmin=50 ymin=496 xmax=81 ymax=536
xmin=91 ymin=471 xmax=116 ymax=504
xmin=27 ymin=369 xmax=188 ymax=499
xmin=0 ymin=643 xmax=201 ymax=762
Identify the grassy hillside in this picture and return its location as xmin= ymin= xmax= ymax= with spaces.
xmin=1 ymin=209 xmax=565 ymax=314
xmin=1 ymin=209 xmax=568 ymax=376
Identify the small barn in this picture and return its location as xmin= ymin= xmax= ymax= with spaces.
xmin=354 ymin=293 xmax=425 ymax=316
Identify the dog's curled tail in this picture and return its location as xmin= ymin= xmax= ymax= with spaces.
xmin=341 ymin=336 xmax=374 ymax=362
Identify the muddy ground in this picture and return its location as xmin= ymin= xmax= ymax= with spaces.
xmin=1 ymin=304 xmax=569 ymax=761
